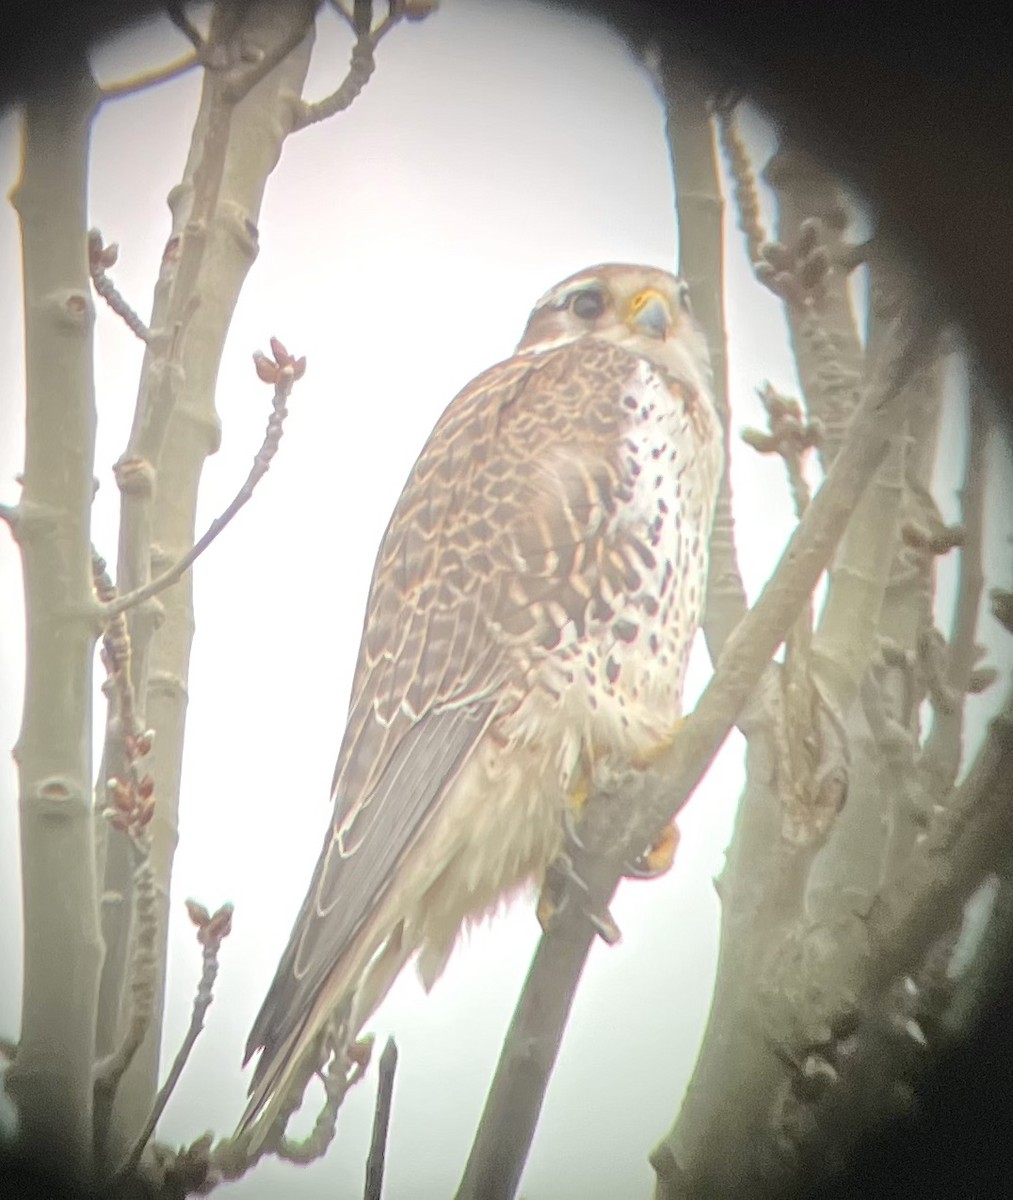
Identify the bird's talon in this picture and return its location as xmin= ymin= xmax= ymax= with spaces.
xmin=624 ymin=855 xmax=664 ymax=879
xmin=624 ymin=821 xmax=680 ymax=880
xmin=550 ymin=851 xmax=589 ymax=893
xmin=561 ymin=803 xmax=585 ymax=851
xmin=537 ymin=879 xmax=570 ymax=932
xmin=585 ymin=904 xmax=621 ymax=945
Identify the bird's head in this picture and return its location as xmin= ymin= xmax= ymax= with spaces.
xmin=516 ymin=263 xmax=712 ymax=396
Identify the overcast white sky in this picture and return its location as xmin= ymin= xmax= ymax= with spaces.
xmin=1 ymin=3 xmax=1011 ymax=1198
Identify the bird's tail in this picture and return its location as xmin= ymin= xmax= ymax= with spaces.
xmin=236 ymin=922 xmax=417 ymax=1154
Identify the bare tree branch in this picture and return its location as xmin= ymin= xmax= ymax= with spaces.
xmin=649 ymin=236 xmax=943 ymax=1195
xmin=364 ymin=1038 xmax=399 ymax=1200
xmin=116 ymin=902 xmax=234 ymax=1180
xmin=291 ymin=0 xmax=430 ymax=133
xmin=918 ymin=381 xmax=991 ymax=794
xmin=291 ymin=33 xmax=375 ymax=130
xmin=274 ymin=1045 xmax=372 ymax=1166
xmin=6 ymin=57 xmax=104 ymax=1182
xmin=103 ymin=342 xmax=302 ymax=620
xmin=867 ymin=685 xmax=1013 ymax=995
xmin=88 ymin=230 xmax=150 ymax=341
xmin=810 ymin=253 xmax=934 ymax=720
xmin=807 ymin=307 xmax=944 ymax=931
xmin=742 ymin=383 xmax=820 ymax=519
xmin=763 ymin=146 xmax=864 ymax=471
xmin=92 ymin=550 xmax=143 ymax=751
xmin=456 ymin=297 xmax=940 ymax=1200
xmin=211 ymin=1034 xmax=375 ymax=1184
xmin=93 ymin=841 xmax=158 ymax=1107
xmin=777 ymin=683 xmax=1013 ymax=1186
xmin=90 ymin=553 xmax=162 ymax=1152
xmin=657 ymin=61 xmax=747 ymax=659
xmin=715 ymin=102 xmax=765 ymax=265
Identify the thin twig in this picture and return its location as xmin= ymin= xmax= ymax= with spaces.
xmin=99 ymin=51 xmax=201 ymax=101
xmin=919 ymin=383 xmax=990 ymax=788
xmin=742 ymin=382 xmax=820 ymax=520
xmin=93 ymin=840 xmax=158 ymax=1090
xmin=742 ymin=383 xmax=823 ymax=846
xmin=88 ymin=230 xmax=151 ymax=341
xmin=364 ymin=1038 xmax=399 ymax=1200
xmin=292 ymin=36 xmax=375 ymax=130
xmin=456 ymin=301 xmax=940 ymax=1200
xmin=90 ymin=551 xmax=160 ymax=1146
xmin=371 ymin=12 xmax=400 ymax=42
xmin=352 ymin=0 xmax=374 ymax=35
xmin=103 ymin=341 xmax=304 ymax=619
xmin=117 ymin=902 xmax=234 ymax=1178
xmin=761 ymin=144 xmax=865 ymax=472
xmin=92 ymin=550 xmax=147 ymax=763
xmin=275 ymin=1038 xmax=373 ymax=1165
xmin=292 ymin=0 xmax=423 ymax=132
xmin=91 ymin=554 xmax=161 ymax=1162
xmin=167 ymin=2 xmax=207 ymax=54
xmin=213 ymin=1031 xmax=374 ymax=1179
xmin=716 ymin=103 xmax=766 ymax=264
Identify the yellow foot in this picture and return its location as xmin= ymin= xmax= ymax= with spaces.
xmin=565 ymin=770 xmax=589 ymax=817
xmin=536 ymin=881 xmax=557 ymax=933
xmin=625 ymin=820 xmax=680 ymax=880
xmin=632 ymin=716 xmax=688 ymax=769
xmin=559 ymin=767 xmax=592 ymax=852
xmin=536 ymin=870 xmax=622 ymax=944
xmin=537 ymin=851 xmax=589 ymax=931
xmin=538 ymin=850 xmax=620 ymax=943
xmin=538 ymin=770 xmax=592 ymax=931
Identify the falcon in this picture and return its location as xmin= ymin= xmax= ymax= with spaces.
xmin=240 ymin=263 xmax=722 ymax=1140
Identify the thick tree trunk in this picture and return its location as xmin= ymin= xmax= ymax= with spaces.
xmin=7 ymin=57 xmax=104 ymax=1184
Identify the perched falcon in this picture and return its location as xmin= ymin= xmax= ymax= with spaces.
xmin=240 ymin=263 xmax=722 ymax=1138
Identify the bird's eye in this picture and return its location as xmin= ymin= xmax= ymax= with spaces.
xmin=677 ymin=282 xmax=693 ymax=314
xmin=571 ymin=288 xmax=607 ymax=320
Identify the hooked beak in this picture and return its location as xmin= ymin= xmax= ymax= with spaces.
xmin=626 ymin=287 xmax=673 ymax=340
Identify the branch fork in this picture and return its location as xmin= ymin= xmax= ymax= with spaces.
xmin=100 ymin=338 xmax=304 ymax=621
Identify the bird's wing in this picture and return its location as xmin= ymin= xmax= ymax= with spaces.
xmin=242 ymin=351 xmax=553 ymax=1088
